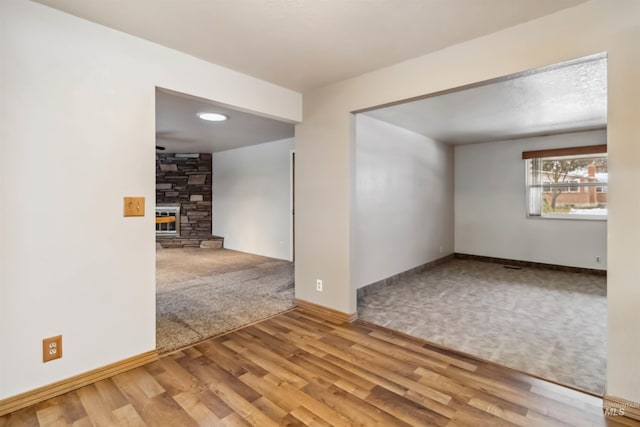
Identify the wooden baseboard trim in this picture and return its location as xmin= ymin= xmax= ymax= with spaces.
xmin=0 ymin=350 xmax=158 ymax=416
xmin=604 ymin=395 xmax=640 ymax=421
xmin=357 ymin=254 xmax=455 ymax=300
xmin=294 ymin=298 xmax=357 ymax=323
xmin=454 ymin=253 xmax=607 ymax=276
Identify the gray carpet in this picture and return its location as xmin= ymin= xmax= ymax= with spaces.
xmin=156 ymin=248 xmax=294 ymax=353
xmin=358 ymin=259 xmax=606 ymax=395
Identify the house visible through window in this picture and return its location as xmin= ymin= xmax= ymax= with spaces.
xmin=524 ymin=145 xmax=607 ymax=219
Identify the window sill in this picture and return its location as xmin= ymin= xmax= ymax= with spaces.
xmin=528 ymin=214 xmax=607 ymax=221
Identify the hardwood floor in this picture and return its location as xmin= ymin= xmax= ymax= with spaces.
xmin=1 ymin=309 xmax=637 ymax=426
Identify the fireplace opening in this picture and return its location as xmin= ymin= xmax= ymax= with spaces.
xmin=156 ymin=204 xmax=180 ymax=236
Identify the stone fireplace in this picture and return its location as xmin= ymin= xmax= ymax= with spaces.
xmin=156 ymin=153 xmax=221 ymax=248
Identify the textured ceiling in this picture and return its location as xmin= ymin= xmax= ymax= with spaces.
xmin=156 ymin=89 xmax=294 ymax=153
xmin=160 ymin=56 xmax=606 ymax=153
xmin=34 ymin=0 xmax=587 ymax=91
xmin=363 ymin=55 xmax=607 ymax=144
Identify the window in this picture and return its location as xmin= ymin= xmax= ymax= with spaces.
xmin=523 ymin=145 xmax=607 ymax=219
xmin=568 ymin=179 xmax=580 ymax=192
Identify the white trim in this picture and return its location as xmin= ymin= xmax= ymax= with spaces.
xmin=529 ymin=213 xmax=607 ymax=221
xmin=290 ymin=149 xmax=295 ymax=262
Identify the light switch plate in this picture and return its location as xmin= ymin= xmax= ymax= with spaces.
xmin=124 ymin=197 xmax=145 ymax=217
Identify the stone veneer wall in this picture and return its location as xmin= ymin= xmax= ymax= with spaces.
xmin=156 ymin=153 xmax=212 ymax=238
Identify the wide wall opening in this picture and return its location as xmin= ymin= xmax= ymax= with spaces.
xmin=353 ymin=54 xmax=607 ymax=395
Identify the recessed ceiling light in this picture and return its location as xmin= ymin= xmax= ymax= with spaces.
xmin=197 ymin=112 xmax=228 ymax=122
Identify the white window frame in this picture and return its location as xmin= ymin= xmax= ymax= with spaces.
xmin=525 ymin=152 xmax=607 ymax=221
xmin=568 ymin=179 xmax=580 ymax=192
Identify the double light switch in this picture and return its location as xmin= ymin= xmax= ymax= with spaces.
xmin=124 ymin=197 xmax=145 ymax=217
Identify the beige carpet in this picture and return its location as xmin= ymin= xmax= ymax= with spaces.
xmin=156 ymin=247 xmax=294 ymax=353
xmin=358 ymin=259 xmax=606 ymax=395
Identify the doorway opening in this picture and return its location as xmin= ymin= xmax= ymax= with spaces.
xmin=354 ymin=53 xmax=608 ymax=395
xmin=155 ymin=88 xmax=296 ymax=353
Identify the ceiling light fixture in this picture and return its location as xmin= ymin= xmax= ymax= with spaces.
xmin=197 ymin=112 xmax=228 ymax=122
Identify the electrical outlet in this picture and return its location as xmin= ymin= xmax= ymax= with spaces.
xmin=439 ymin=246 xmax=444 ymax=253
xmin=316 ymin=279 xmax=323 ymax=292
xmin=596 ymin=256 xmax=601 ymax=263
xmin=43 ymin=335 xmax=62 ymax=363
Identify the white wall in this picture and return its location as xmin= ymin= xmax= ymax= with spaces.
xmin=213 ymin=138 xmax=294 ymax=260
xmin=455 ymin=130 xmax=607 ymax=270
xmin=295 ymin=0 xmax=640 ymax=403
xmin=0 ymin=0 xmax=300 ymax=400
xmin=3 ymin=0 xmax=640 ymax=408
xmin=354 ymin=115 xmax=453 ymax=288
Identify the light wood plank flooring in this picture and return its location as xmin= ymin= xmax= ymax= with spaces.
xmin=1 ymin=309 xmax=637 ymax=426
